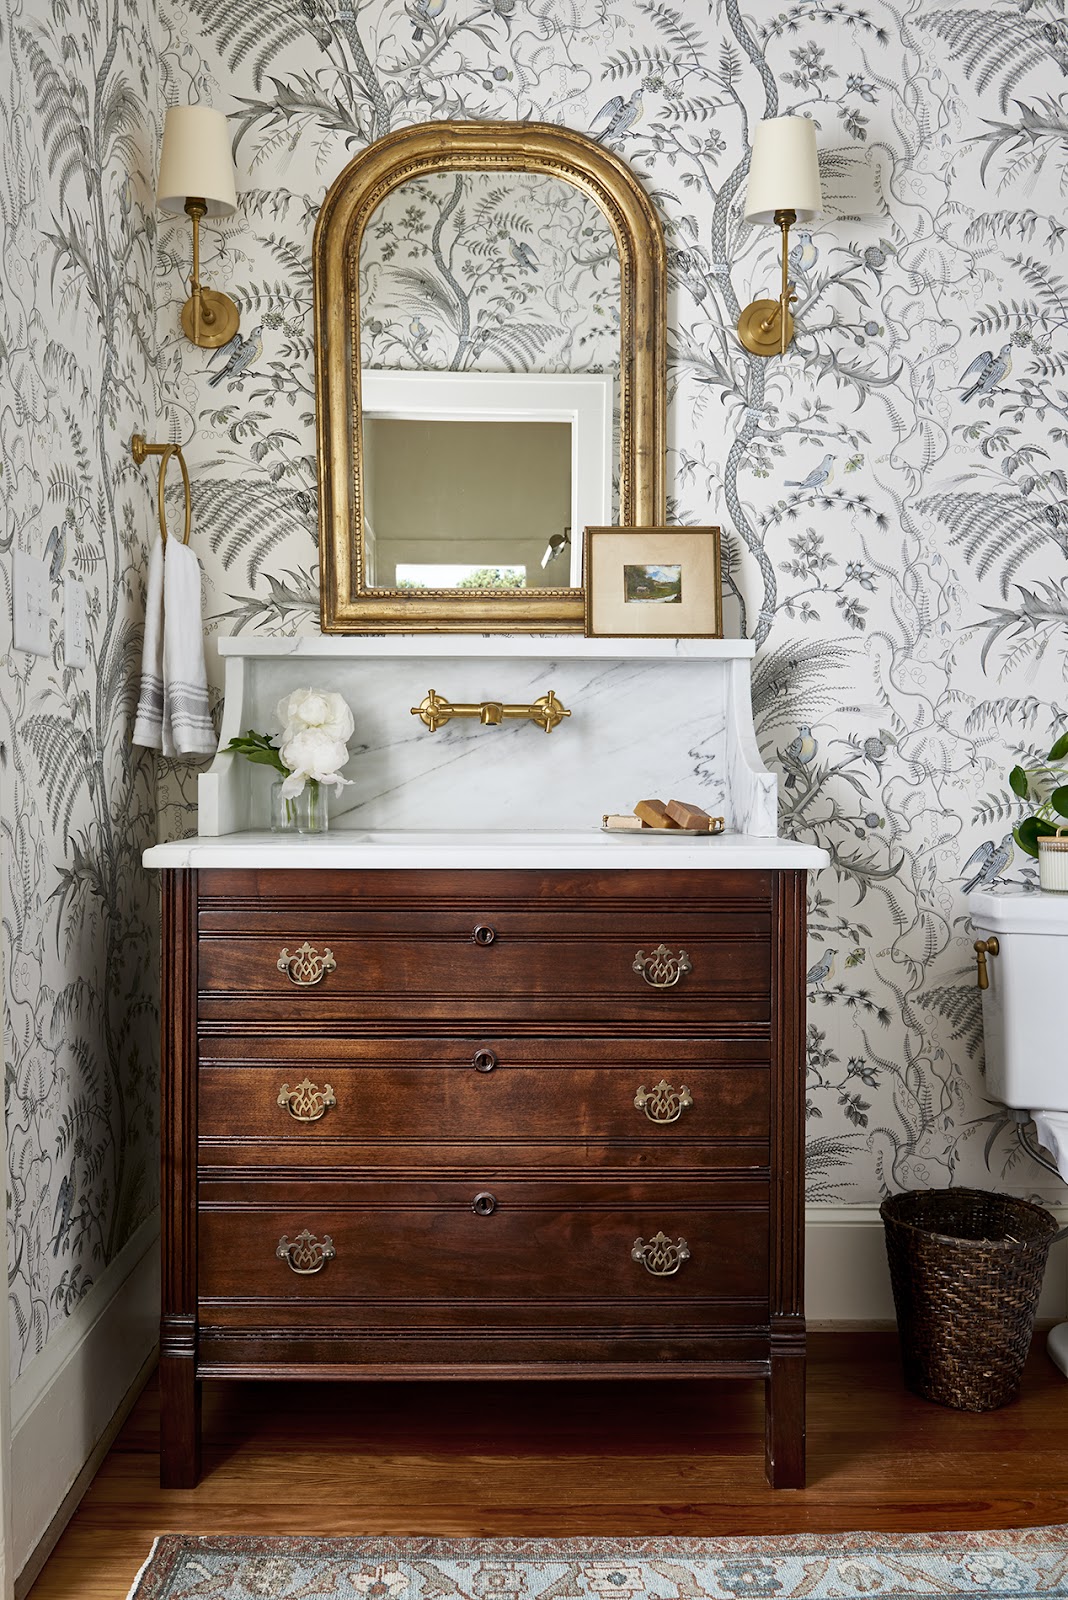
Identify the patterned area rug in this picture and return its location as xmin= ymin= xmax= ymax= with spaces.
xmin=128 ymin=1529 xmax=1068 ymax=1600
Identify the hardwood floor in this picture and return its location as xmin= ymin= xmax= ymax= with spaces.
xmin=26 ymin=1333 xmax=1068 ymax=1600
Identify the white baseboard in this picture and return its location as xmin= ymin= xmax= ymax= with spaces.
xmin=10 ymin=1213 xmax=160 ymax=1581
xmin=805 ymin=1203 xmax=1068 ymax=1327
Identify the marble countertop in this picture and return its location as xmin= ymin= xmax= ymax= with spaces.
xmin=143 ymin=828 xmax=828 ymax=871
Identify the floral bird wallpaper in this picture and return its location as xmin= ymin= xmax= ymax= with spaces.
xmin=6 ymin=0 xmax=1068 ymax=1374
xmin=1 ymin=0 xmax=161 ymax=1371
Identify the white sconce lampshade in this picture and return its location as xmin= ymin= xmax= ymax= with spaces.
xmin=157 ymin=105 xmax=237 ymax=216
xmin=743 ymin=116 xmax=822 ymax=225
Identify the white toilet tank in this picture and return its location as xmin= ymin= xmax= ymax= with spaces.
xmin=971 ymin=886 xmax=1068 ymax=1112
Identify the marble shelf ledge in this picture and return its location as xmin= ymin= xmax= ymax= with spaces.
xmin=217 ymin=635 xmax=756 ymax=660
xmin=143 ymin=829 xmax=828 ymax=872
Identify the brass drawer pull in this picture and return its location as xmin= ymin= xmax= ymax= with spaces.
xmin=472 ymin=1191 xmax=498 ymax=1216
xmin=277 ymin=942 xmax=336 ymax=986
xmin=277 ymin=1079 xmax=337 ymax=1122
xmin=632 ymin=944 xmax=692 ymax=989
xmin=632 ymin=1231 xmax=690 ymax=1276
xmin=472 ymin=925 xmax=497 ymax=947
xmin=472 ymin=1048 xmax=498 ymax=1073
xmin=634 ymin=1080 xmax=693 ymax=1124
xmin=276 ymin=1229 xmax=336 ymax=1275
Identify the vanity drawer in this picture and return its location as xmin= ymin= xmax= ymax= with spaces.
xmin=197 ymin=1176 xmax=770 ymax=1310
xmin=197 ymin=1036 xmax=770 ymax=1168
xmin=196 ymin=917 xmax=771 ymax=1027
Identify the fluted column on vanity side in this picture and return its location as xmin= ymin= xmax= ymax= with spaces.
xmin=765 ymin=869 xmax=807 ymax=1487
xmin=159 ymin=869 xmax=202 ymax=1488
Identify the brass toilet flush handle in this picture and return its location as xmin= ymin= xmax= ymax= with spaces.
xmin=974 ymin=937 xmax=1000 ymax=990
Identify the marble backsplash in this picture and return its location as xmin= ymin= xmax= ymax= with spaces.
xmin=200 ymin=638 xmax=776 ymax=839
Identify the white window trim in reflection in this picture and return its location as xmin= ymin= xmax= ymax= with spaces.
xmin=359 ymin=370 xmax=613 ymax=588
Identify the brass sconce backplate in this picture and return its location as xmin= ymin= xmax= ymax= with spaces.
xmin=181 ymin=287 xmax=240 ymax=349
xmin=738 ymin=298 xmax=795 ymax=358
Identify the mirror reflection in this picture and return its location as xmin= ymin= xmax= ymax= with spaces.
xmin=363 ymin=417 xmax=572 ymax=591
xmin=358 ymin=169 xmax=621 ymax=590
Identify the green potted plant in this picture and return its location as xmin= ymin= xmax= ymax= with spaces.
xmin=1009 ymin=732 xmax=1068 ymax=880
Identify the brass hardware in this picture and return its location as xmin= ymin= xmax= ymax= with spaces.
xmin=180 ymin=196 xmax=241 ymax=350
xmin=631 ymin=1231 xmax=690 ymax=1276
xmin=277 ymin=942 xmax=337 ymax=986
xmin=130 ymin=434 xmax=192 ymax=546
xmin=276 ymin=1229 xmax=336 ymax=1275
xmin=974 ymin=936 xmax=1000 ymax=991
xmin=314 ymin=120 xmax=667 ymax=633
xmin=277 ymin=1079 xmax=337 ymax=1122
xmin=472 ymin=1191 xmax=498 ymax=1216
xmin=411 ymin=689 xmax=571 ymax=734
xmin=472 ymin=925 xmax=497 ymax=947
xmin=634 ymin=1080 xmax=693 ymax=1124
xmin=472 ymin=1048 xmax=498 ymax=1072
xmin=632 ymin=945 xmax=693 ymax=989
xmin=738 ymin=207 xmax=797 ymax=357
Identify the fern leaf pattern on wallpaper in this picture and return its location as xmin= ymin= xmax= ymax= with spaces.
xmin=0 ymin=0 xmax=160 ymax=1368
xmin=152 ymin=0 xmax=1068 ymax=1207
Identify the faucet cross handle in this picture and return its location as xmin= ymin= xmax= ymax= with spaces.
xmin=411 ymin=689 xmax=452 ymax=732
xmin=532 ymin=690 xmax=571 ymax=733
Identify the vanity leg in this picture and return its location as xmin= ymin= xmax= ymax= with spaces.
xmin=159 ymin=1325 xmax=201 ymax=1489
xmin=765 ymin=1348 xmax=806 ymax=1488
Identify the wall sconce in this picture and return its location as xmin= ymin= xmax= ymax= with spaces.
xmin=737 ymin=116 xmax=822 ymax=358
xmin=157 ymin=105 xmax=240 ymax=350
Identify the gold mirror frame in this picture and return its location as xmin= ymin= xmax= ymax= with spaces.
xmin=313 ymin=121 xmax=667 ymax=633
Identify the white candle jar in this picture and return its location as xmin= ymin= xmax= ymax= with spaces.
xmin=1038 ymin=831 xmax=1068 ymax=892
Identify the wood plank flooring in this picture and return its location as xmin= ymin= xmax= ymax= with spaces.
xmin=26 ymin=1334 xmax=1068 ymax=1600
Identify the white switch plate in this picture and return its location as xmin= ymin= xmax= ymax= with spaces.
xmin=64 ymin=575 xmax=88 ymax=668
xmin=13 ymin=549 xmax=51 ymax=656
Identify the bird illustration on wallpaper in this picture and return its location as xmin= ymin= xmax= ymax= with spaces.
xmin=806 ymin=949 xmax=837 ymax=990
xmin=208 ymin=325 xmax=263 ymax=389
xmin=590 ymin=88 xmax=644 ymax=143
xmin=786 ymin=454 xmax=835 ymax=492
xmin=961 ymin=835 xmax=1015 ymax=893
xmin=959 ymin=344 xmax=1013 ymax=403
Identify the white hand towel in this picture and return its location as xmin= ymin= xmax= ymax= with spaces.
xmin=132 ymin=536 xmax=165 ymax=749
xmin=161 ymin=539 xmax=217 ymax=757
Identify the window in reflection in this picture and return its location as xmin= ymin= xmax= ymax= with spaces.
xmin=363 ymin=416 xmax=572 ymax=591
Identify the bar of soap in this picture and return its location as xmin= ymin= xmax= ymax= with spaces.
xmin=633 ymin=799 xmax=680 ymax=829
xmin=666 ymin=799 xmax=715 ymax=831
xmin=603 ymin=813 xmax=646 ymax=831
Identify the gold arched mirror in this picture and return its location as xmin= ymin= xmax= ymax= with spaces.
xmin=314 ymin=121 xmax=667 ymax=633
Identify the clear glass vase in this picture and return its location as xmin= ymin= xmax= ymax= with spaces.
xmin=270 ymin=780 xmax=298 ymax=833
xmin=296 ymin=779 xmax=330 ymax=834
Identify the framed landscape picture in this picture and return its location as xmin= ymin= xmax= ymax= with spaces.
xmin=583 ymin=526 xmax=723 ymax=638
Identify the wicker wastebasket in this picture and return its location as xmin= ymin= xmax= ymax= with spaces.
xmin=880 ymin=1187 xmax=1061 ymax=1411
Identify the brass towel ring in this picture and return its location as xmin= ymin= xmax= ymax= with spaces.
xmin=130 ymin=432 xmax=192 ymax=546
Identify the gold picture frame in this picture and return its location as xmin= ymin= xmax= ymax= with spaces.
xmin=583 ymin=526 xmax=723 ymax=639
xmin=313 ymin=120 xmax=667 ymax=633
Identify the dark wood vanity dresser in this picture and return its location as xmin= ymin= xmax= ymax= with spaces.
xmin=159 ymin=862 xmax=809 ymax=1489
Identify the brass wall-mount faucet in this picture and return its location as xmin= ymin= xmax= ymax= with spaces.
xmin=411 ymin=689 xmax=571 ymax=734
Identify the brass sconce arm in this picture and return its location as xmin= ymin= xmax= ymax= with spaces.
xmin=411 ymin=689 xmax=571 ymax=734
xmin=181 ymin=196 xmax=240 ymax=350
xmin=738 ymin=207 xmax=797 ymax=358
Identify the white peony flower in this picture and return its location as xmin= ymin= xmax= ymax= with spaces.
xmin=278 ymin=728 xmax=353 ymax=798
xmin=276 ymin=688 xmax=355 ymax=746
